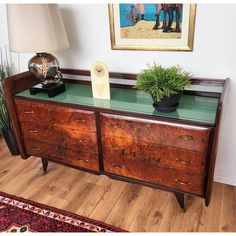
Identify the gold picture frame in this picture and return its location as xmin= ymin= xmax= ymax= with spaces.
xmin=109 ymin=4 xmax=196 ymax=51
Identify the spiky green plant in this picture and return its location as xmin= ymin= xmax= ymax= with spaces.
xmin=136 ymin=63 xmax=192 ymax=102
xmin=0 ymin=46 xmax=15 ymax=130
xmin=0 ymin=101 xmax=11 ymax=130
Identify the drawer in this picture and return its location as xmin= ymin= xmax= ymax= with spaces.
xmin=24 ymin=139 xmax=99 ymax=171
xmin=20 ymin=121 xmax=98 ymax=153
xmin=102 ymin=137 xmax=206 ymax=174
xmin=15 ymin=99 xmax=96 ymax=132
xmin=103 ymin=156 xmax=204 ymax=195
xmin=100 ymin=113 xmax=211 ymax=153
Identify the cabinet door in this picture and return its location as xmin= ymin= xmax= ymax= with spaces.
xmin=15 ymin=98 xmax=99 ymax=171
xmin=100 ymin=113 xmax=210 ymax=195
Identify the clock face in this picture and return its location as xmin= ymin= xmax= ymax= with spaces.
xmin=93 ymin=64 xmax=105 ymax=77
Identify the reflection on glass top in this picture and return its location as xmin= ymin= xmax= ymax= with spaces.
xmin=16 ymin=82 xmax=219 ymax=125
xmin=63 ymin=75 xmax=224 ymax=93
xmin=186 ymin=84 xmax=222 ymax=93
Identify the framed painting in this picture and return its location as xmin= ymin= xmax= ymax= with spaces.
xmin=109 ymin=4 xmax=196 ymax=51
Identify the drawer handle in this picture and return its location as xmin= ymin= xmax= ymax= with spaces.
xmin=145 ymin=123 xmax=152 ymax=128
xmin=113 ymin=146 xmax=125 ymax=150
xmin=176 ymin=158 xmax=193 ymax=164
xmin=24 ymin=111 xmax=34 ymax=114
xmin=29 ymin=130 xmax=38 ymax=133
xmin=78 ymin=159 xmax=89 ymax=163
xmin=75 ymin=119 xmax=86 ymax=122
xmin=112 ymin=164 xmax=124 ymax=169
xmin=113 ymin=125 xmax=122 ymax=129
xmin=178 ymin=135 xmax=194 ymax=141
xmin=79 ymin=140 xmax=87 ymax=143
xmin=32 ymin=148 xmax=40 ymax=151
xmin=175 ymin=179 xmax=192 ymax=186
xmin=145 ymin=157 xmax=161 ymax=162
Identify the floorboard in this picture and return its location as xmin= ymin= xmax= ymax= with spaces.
xmin=0 ymin=138 xmax=236 ymax=232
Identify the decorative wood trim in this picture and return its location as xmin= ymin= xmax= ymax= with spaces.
xmin=205 ymin=78 xmax=229 ymax=206
xmin=95 ymin=112 xmax=104 ymax=172
xmin=184 ymin=90 xmax=221 ymax=98
xmin=60 ymin=68 xmax=226 ymax=86
xmin=60 ymin=68 xmax=138 ymax=80
xmin=3 ymin=71 xmax=40 ymax=159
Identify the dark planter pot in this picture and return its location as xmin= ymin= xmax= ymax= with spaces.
xmin=1 ymin=128 xmax=19 ymax=156
xmin=152 ymin=91 xmax=183 ymax=113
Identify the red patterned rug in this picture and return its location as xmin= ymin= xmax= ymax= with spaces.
xmin=0 ymin=191 xmax=125 ymax=232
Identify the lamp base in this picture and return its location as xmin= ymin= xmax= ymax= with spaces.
xmin=29 ymin=82 xmax=66 ymax=98
xmin=29 ymin=53 xmax=60 ymax=79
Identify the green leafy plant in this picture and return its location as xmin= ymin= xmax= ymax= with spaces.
xmin=136 ymin=63 xmax=192 ymax=102
xmin=0 ymin=46 xmax=15 ymax=130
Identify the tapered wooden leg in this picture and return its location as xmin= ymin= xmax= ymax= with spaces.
xmin=41 ymin=158 xmax=48 ymax=175
xmin=174 ymin=192 xmax=185 ymax=212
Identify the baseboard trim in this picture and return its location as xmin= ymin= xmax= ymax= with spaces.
xmin=214 ymin=175 xmax=236 ymax=186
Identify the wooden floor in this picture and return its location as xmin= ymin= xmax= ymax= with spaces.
xmin=0 ymin=138 xmax=236 ymax=232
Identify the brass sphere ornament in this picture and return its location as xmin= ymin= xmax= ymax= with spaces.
xmin=28 ymin=53 xmax=62 ymax=88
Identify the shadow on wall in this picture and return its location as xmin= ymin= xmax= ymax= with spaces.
xmin=55 ymin=7 xmax=81 ymax=68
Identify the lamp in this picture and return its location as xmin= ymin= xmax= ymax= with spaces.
xmin=7 ymin=4 xmax=69 ymax=97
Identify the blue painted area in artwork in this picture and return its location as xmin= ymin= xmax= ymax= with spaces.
xmin=119 ymin=4 xmax=183 ymax=28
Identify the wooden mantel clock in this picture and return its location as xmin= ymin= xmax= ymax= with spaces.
xmin=3 ymin=68 xmax=229 ymax=211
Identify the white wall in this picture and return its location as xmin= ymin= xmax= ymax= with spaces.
xmin=0 ymin=5 xmax=31 ymax=73
xmin=1 ymin=4 xmax=236 ymax=185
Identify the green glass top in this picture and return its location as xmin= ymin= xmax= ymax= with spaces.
xmin=16 ymin=83 xmax=219 ymax=125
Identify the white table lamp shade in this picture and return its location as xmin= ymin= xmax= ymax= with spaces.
xmin=7 ymin=4 xmax=69 ymax=53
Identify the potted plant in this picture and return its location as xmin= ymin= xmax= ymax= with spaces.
xmin=0 ymin=47 xmax=19 ymax=155
xmin=136 ymin=63 xmax=191 ymax=112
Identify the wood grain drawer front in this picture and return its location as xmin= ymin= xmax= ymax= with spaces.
xmin=24 ymin=139 xmax=99 ymax=171
xmin=103 ymin=157 xmax=204 ymax=195
xmin=20 ymin=121 xmax=98 ymax=153
xmin=102 ymin=137 xmax=206 ymax=175
xmin=100 ymin=113 xmax=212 ymax=153
xmin=15 ymin=99 xmax=96 ymax=132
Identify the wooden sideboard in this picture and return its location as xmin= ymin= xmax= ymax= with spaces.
xmin=3 ymin=69 xmax=228 ymax=211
